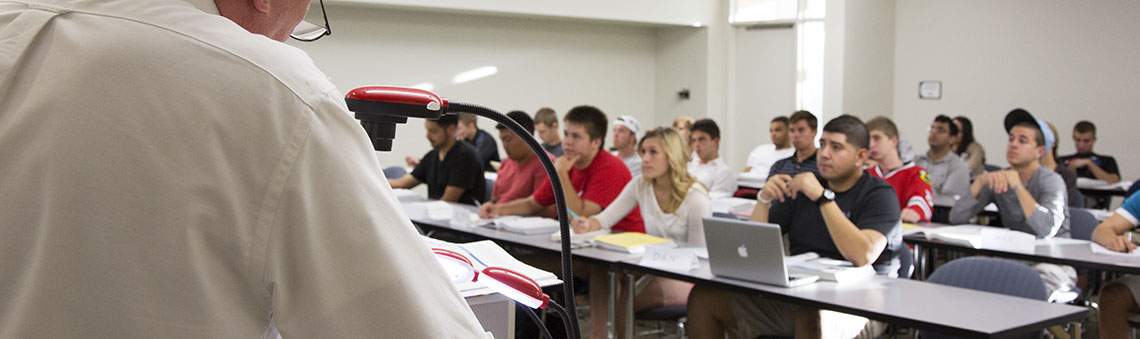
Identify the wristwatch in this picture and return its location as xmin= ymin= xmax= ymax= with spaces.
xmin=814 ymin=189 xmax=835 ymax=206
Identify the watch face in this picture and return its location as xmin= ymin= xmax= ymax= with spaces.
xmin=823 ymin=189 xmax=835 ymax=200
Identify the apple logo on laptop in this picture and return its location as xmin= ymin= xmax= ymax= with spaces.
xmin=737 ymin=244 xmax=749 ymax=258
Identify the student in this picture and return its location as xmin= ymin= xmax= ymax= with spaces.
xmin=688 ymin=115 xmax=901 ymax=339
xmin=534 ymin=107 xmax=564 ymax=157
xmin=1040 ymin=121 xmax=1083 ymax=207
xmin=389 ymin=115 xmax=486 ymax=205
xmin=672 ymin=116 xmax=695 ymax=153
xmin=865 ymin=117 xmax=933 ymax=223
xmin=949 ymin=109 xmax=1070 ymax=238
xmin=456 ymin=113 xmax=501 ymax=172
xmin=953 ymin=116 xmax=986 ymax=178
xmin=766 ymin=110 xmax=820 ymax=180
xmin=491 ymin=111 xmax=554 ymax=204
xmin=1091 ymin=193 xmax=1140 ymax=339
xmin=915 ymin=115 xmax=971 ymax=198
xmin=1060 ymin=120 xmax=1121 ymax=184
xmin=479 ymin=106 xmax=644 ymax=232
xmin=573 ymin=127 xmax=711 ymax=339
xmin=952 ymin=109 xmax=1077 ymax=303
xmin=744 ymin=116 xmax=795 ymax=178
xmin=688 ymin=119 xmax=738 ymax=199
xmin=611 ymin=115 xmax=642 ymax=177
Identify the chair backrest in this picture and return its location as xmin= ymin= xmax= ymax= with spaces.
xmin=484 ymin=177 xmax=494 ymax=204
xmin=927 ymin=257 xmax=1048 ymax=301
xmin=1068 ymin=208 xmax=1099 ymax=241
xmin=897 ymin=245 xmax=914 ymax=279
xmin=920 ymin=257 xmax=1048 ymax=339
xmin=383 ymin=166 xmax=407 ymax=179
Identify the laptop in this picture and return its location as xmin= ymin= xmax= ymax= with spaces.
xmin=703 ymin=217 xmax=819 ymax=287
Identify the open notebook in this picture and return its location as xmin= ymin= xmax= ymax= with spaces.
xmin=423 ymin=237 xmax=560 ymax=297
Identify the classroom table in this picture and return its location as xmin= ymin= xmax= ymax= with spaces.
xmin=617 ymin=255 xmax=1086 ymax=339
xmin=403 ymin=199 xmax=1087 ymax=338
xmin=1076 ymin=179 xmax=1132 ymax=198
xmin=905 ymin=222 xmax=1140 ymax=279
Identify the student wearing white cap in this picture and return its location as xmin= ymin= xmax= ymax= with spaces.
xmin=612 ymin=115 xmax=643 ymax=177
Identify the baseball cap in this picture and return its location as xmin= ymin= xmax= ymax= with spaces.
xmin=614 ymin=115 xmax=640 ymax=135
xmin=1003 ymin=108 xmax=1054 ymax=150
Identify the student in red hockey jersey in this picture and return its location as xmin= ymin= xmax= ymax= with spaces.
xmin=865 ymin=117 xmax=933 ymax=223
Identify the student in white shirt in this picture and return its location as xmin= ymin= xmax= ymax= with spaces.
xmin=688 ymin=119 xmax=739 ymax=198
xmin=744 ymin=116 xmax=795 ymax=178
xmin=573 ymin=127 xmax=712 ymax=339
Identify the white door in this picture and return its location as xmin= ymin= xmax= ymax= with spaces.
xmin=726 ymin=24 xmax=797 ymax=171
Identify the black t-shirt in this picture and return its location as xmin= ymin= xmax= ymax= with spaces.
xmin=412 ymin=142 xmax=486 ymax=205
xmin=1059 ymin=152 xmax=1120 ymax=179
xmin=768 ymin=173 xmax=902 ymax=275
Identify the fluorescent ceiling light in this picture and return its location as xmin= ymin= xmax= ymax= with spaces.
xmin=452 ymin=66 xmax=498 ymax=84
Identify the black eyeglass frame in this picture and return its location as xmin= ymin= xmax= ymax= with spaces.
xmin=290 ymin=0 xmax=331 ymax=42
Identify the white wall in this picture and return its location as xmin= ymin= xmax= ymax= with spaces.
xmin=840 ymin=0 xmax=895 ymax=120
xmin=331 ymin=0 xmax=715 ymax=27
xmin=291 ymin=3 xmax=658 ymax=168
xmin=893 ymin=1 xmax=1140 ymax=179
xmin=654 ymin=26 xmax=708 ymax=125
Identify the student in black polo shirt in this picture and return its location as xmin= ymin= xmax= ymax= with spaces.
xmin=388 ymin=114 xmax=485 ymax=205
xmin=687 ymin=115 xmax=901 ymax=339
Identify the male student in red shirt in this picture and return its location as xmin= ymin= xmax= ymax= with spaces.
xmin=479 ymin=105 xmax=644 ymax=233
xmin=865 ymin=116 xmax=933 ymax=223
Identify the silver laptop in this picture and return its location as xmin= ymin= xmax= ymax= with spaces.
xmin=703 ymin=217 xmax=819 ymax=287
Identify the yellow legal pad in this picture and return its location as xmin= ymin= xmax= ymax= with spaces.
xmin=593 ymin=232 xmax=673 ymax=254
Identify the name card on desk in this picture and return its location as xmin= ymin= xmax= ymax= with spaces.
xmin=639 ymin=245 xmax=699 ymax=272
xmin=979 ymin=227 xmax=1035 ymax=254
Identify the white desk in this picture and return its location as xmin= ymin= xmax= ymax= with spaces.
xmin=404 ymin=200 xmax=1086 ymax=338
xmin=619 ymin=257 xmax=1086 ymax=338
xmin=906 ymin=222 xmax=1140 ymax=276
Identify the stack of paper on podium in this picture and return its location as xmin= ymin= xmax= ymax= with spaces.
xmin=424 ymin=237 xmax=560 ymax=297
xmin=905 ymin=225 xmax=1036 ymax=254
xmin=594 ymin=232 xmax=675 ymax=254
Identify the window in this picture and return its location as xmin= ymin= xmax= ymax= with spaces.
xmin=733 ymin=0 xmax=826 ymax=121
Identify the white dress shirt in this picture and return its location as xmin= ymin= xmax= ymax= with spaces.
xmin=745 ymin=144 xmax=795 ymax=179
xmin=688 ymin=156 xmax=739 ymax=199
xmin=0 ymin=0 xmax=487 ymax=337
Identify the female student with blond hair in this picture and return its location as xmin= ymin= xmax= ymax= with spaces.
xmin=573 ymin=127 xmax=712 ymax=338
